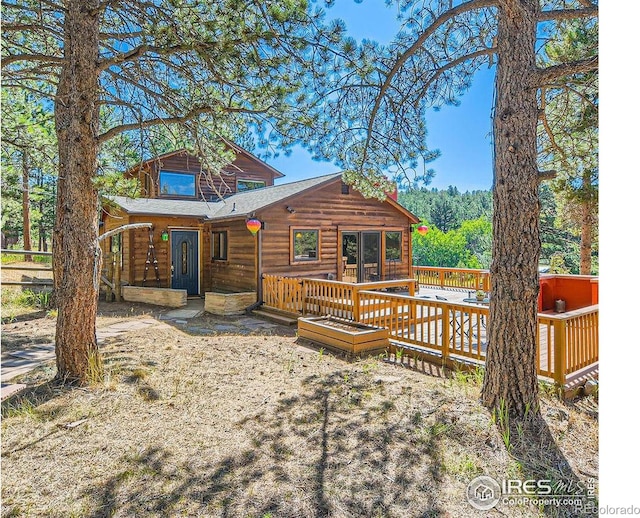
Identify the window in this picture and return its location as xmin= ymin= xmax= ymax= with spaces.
xmin=341 ymin=181 xmax=350 ymax=195
xmin=292 ymin=229 xmax=319 ymax=262
xmin=385 ymin=231 xmax=401 ymax=261
xmin=212 ymin=230 xmax=228 ymax=261
xmin=159 ymin=171 xmax=196 ymax=197
xmin=237 ymin=179 xmax=265 ymax=192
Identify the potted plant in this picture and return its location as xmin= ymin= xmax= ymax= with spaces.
xmin=475 ymin=290 xmax=486 ymax=301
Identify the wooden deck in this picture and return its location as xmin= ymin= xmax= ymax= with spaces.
xmin=260 ymin=276 xmax=599 ymax=397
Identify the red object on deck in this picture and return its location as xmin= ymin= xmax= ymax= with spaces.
xmin=538 ymin=275 xmax=599 ymax=312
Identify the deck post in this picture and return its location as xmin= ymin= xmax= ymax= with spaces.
xmin=352 ymin=285 xmax=361 ymax=322
xmin=408 ymin=280 xmax=417 ymax=322
xmin=553 ymin=319 xmax=567 ymax=386
xmin=441 ymin=303 xmax=450 ymax=366
xmin=301 ymin=279 xmax=307 ymax=316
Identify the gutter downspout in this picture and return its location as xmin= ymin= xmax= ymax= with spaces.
xmin=257 ymin=221 xmax=263 ymax=304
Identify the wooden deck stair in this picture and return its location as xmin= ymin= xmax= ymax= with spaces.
xmin=251 ymin=307 xmax=299 ymax=326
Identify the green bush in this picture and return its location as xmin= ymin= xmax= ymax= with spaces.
xmin=1 ymin=288 xmax=53 ymax=309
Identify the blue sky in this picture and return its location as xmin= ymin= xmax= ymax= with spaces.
xmin=267 ymin=0 xmax=496 ymax=192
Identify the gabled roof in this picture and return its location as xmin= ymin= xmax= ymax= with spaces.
xmin=105 ymin=173 xmax=342 ymax=219
xmin=104 ymin=171 xmax=419 ymax=223
xmin=124 ymin=141 xmax=285 ymax=179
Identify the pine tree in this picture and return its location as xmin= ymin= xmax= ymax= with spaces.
xmin=2 ymin=0 xmax=341 ymax=383
xmin=305 ymin=0 xmax=597 ymax=415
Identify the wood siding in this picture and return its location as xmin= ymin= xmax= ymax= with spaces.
xmin=209 ymin=219 xmax=257 ymax=292
xmin=101 ymin=175 xmax=416 ymax=297
xmin=132 ymin=150 xmax=278 ymax=200
xmin=256 ymin=178 xmax=413 ymax=280
xmin=99 ymin=214 xmax=210 ymax=294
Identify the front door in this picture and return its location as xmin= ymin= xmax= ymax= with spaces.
xmin=171 ymin=230 xmax=199 ymax=295
xmin=341 ymin=231 xmax=381 ymax=282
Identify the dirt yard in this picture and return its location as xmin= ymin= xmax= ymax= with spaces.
xmin=1 ymin=302 xmax=598 ymax=517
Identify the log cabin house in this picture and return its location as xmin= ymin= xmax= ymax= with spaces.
xmin=100 ymin=142 xmax=419 ymax=306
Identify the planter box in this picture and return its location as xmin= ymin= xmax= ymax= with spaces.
xmin=297 ymin=316 xmax=389 ymax=356
xmin=122 ymin=286 xmax=187 ymax=308
xmin=205 ymin=290 xmax=257 ymax=316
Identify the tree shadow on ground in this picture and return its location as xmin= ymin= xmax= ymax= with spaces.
xmin=0 ymin=309 xmax=48 ymax=325
xmin=81 ymin=369 xmax=452 ymax=518
xmin=500 ymin=410 xmax=597 ymax=518
xmin=1 ymin=380 xmax=75 ymax=456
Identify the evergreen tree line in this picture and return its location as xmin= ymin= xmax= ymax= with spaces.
xmin=400 ymin=184 xmax=597 ymax=274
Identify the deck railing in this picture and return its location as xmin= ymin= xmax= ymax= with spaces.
xmin=537 ymin=306 xmax=599 ymax=385
xmin=262 ymin=275 xmax=305 ymax=314
xmin=414 ymin=266 xmax=491 ymax=291
xmin=262 ymin=274 xmax=416 ymax=319
xmin=262 ymin=274 xmax=598 ymax=387
xmin=358 ymin=289 xmax=598 ymax=385
xmin=359 ymin=290 xmax=489 ymax=365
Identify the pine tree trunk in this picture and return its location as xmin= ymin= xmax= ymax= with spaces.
xmin=21 ymin=151 xmax=32 ymax=261
xmin=52 ymin=0 xmax=103 ymax=384
xmin=481 ymin=0 xmax=540 ymax=416
xmin=579 ymin=201 xmax=593 ymax=275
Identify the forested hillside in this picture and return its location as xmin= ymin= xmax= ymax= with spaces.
xmin=399 ymin=185 xmax=597 ymax=274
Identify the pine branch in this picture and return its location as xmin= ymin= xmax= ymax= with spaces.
xmin=96 ymin=105 xmax=271 ymax=144
xmin=362 ymin=0 xmax=497 ymax=170
xmin=1 ymin=54 xmax=64 ymax=69
xmin=539 ymin=6 xmax=598 ymax=22
xmin=535 ymin=55 xmax=598 ymax=86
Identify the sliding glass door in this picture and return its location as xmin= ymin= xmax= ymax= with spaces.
xmin=341 ymin=231 xmax=381 ymax=282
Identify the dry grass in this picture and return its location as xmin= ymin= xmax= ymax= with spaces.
xmin=1 ymin=307 xmax=598 ymax=518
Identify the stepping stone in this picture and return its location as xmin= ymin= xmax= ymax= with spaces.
xmin=33 ymin=343 xmax=55 ymax=352
xmin=213 ymin=324 xmax=238 ymax=333
xmin=1 ymin=357 xmax=40 ymax=369
xmin=7 ymin=349 xmax=54 ymax=361
xmin=1 ymin=365 xmax=38 ymax=381
xmin=244 ymin=322 xmax=278 ymax=330
xmin=162 ymin=309 xmax=203 ymax=319
xmin=96 ymin=331 xmax=123 ymax=338
xmin=106 ymin=321 xmax=152 ymax=331
xmin=185 ymin=327 xmax=210 ymax=335
xmin=240 ymin=317 xmax=271 ymax=326
xmin=1 ymin=383 xmax=27 ymax=401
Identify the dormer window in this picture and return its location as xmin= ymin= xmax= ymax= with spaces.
xmin=237 ymin=179 xmax=265 ymax=192
xmin=159 ymin=171 xmax=196 ymax=197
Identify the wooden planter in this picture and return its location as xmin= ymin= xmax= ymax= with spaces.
xmin=205 ymin=290 xmax=257 ymax=316
xmin=297 ymin=316 xmax=389 ymax=356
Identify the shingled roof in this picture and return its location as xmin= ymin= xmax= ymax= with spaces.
xmin=207 ymin=173 xmax=342 ymax=220
xmin=105 ymin=173 xmax=343 ymax=220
